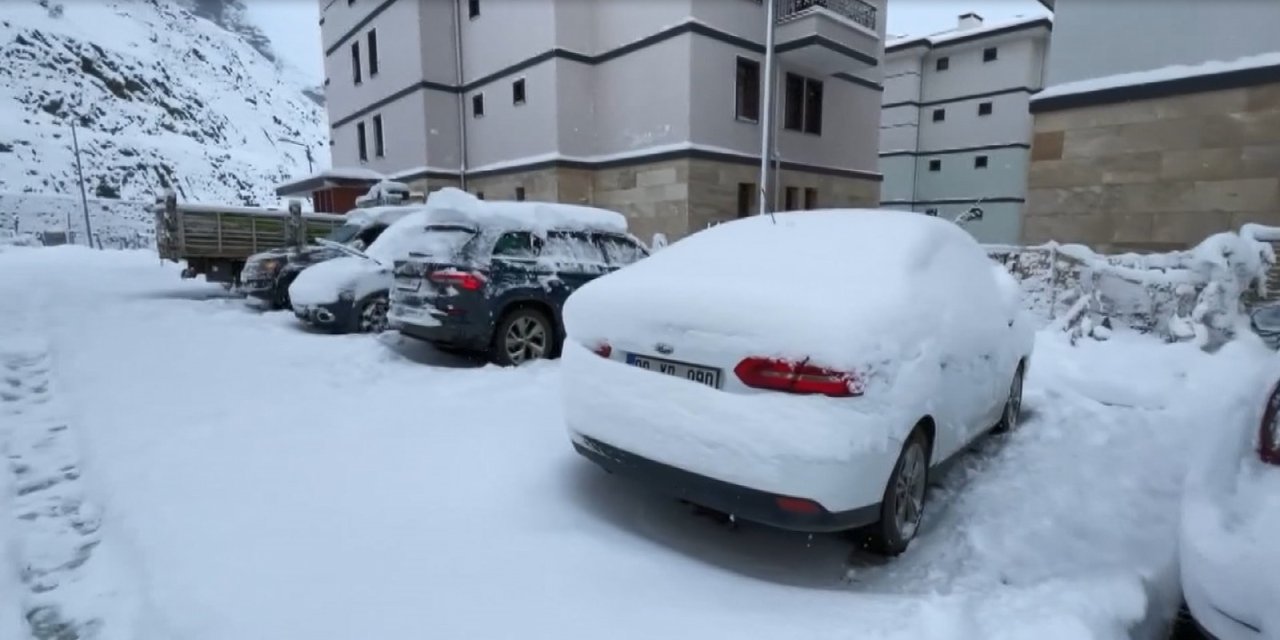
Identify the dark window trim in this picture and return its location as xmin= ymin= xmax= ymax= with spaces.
xmin=878 ymin=142 xmax=1030 ymax=158
xmin=356 ymin=121 xmax=368 ymax=162
xmin=350 ymin=41 xmax=362 ymax=85
xmin=367 ymin=28 xmax=379 ymax=77
xmin=329 ymin=21 xmax=882 ymax=128
xmin=974 ymin=155 xmax=988 ymax=169
xmin=372 ymin=114 xmax=384 ymax=158
xmin=472 ymin=93 xmax=485 ymax=118
xmin=932 ymin=108 xmax=945 ymax=122
xmin=978 ymin=101 xmax=993 ymax=116
xmin=783 ymin=72 xmax=823 ymax=135
xmin=927 ymin=159 xmax=942 ymax=172
xmin=983 ymin=46 xmax=998 ymax=62
xmin=512 ymin=78 xmax=526 ymax=105
xmin=735 ymin=56 xmax=761 ymax=123
xmin=935 ymin=57 xmax=949 ymax=71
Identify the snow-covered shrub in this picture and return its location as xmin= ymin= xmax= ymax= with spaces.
xmin=992 ymin=229 xmax=1274 ymax=350
xmin=649 ymin=233 xmax=668 ymax=252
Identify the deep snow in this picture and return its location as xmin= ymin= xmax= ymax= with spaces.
xmin=0 ymin=245 xmax=1270 ymax=640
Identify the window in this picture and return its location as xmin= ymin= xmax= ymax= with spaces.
xmin=367 ymin=29 xmax=379 ymax=76
xmin=351 ymin=42 xmax=362 ymax=84
xmin=737 ymin=182 xmax=754 ymax=218
xmin=735 ymin=57 xmax=760 ymax=122
xmin=472 ymin=93 xmax=484 ymax=118
xmin=983 ymin=47 xmax=998 ymax=62
xmin=974 ymin=155 xmax=989 ymax=169
xmin=928 ymin=159 xmax=941 ymax=172
xmin=514 ymin=186 xmax=526 ymax=201
xmin=475 ymin=191 xmax=485 ymax=200
xmin=347 ymin=0 xmax=354 ymax=5
xmin=512 ymin=78 xmax=526 ymax=105
xmin=932 ymin=108 xmax=945 ymax=122
xmin=544 ymin=231 xmax=607 ymax=273
xmin=936 ymin=57 xmax=949 ymax=71
xmin=356 ymin=122 xmax=368 ymax=162
xmin=978 ymin=102 xmax=993 ymax=116
xmin=468 ymin=0 xmax=479 ymax=19
xmin=783 ymin=73 xmax=823 ymax=134
xmin=598 ymin=234 xmax=648 ymax=266
xmin=492 ymin=231 xmax=541 ymax=259
xmin=804 ymin=188 xmax=818 ymax=210
xmin=784 ymin=186 xmax=799 ymax=210
xmin=372 ymin=114 xmax=384 ymax=157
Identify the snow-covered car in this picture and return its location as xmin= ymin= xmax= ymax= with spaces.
xmin=241 ymin=205 xmax=414 ymax=310
xmin=288 ymin=205 xmax=434 ymax=334
xmin=388 ymin=188 xmax=647 ymax=365
xmin=1180 ymin=355 xmax=1280 ymax=639
xmin=562 ymin=210 xmax=1035 ymax=555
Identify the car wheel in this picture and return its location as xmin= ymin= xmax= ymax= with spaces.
xmin=994 ymin=363 xmax=1025 ymax=433
xmin=861 ymin=427 xmax=930 ymax=556
xmin=355 ymin=295 xmax=389 ymax=334
xmin=492 ymin=307 xmax=555 ymax=366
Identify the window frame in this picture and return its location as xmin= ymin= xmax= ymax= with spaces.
xmin=356 ymin=121 xmax=368 ymax=162
xmin=468 ymin=0 xmax=480 ymax=19
xmin=512 ymin=78 xmax=526 ymax=106
xmin=514 ymin=186 xmax=526 ymax=201
xmin=367 ymin=29 xmax=379 ymax=77
xmin=978 ymin=101 xmax=993 ymax=116
xmin=804 ymin=187 xmax=818 ymax=210
xmin=974 ymin=155 xmax=989 ymax=169
xmin=350 ymin=41 xmax=362 ymax=85
xmin=784 ymin=186 xmax=799 ymax=210
xmin=472 ymin=93 xmax=485 ymax=118
xmin=735 ymin=57 xmax=761 ymax=123
xmin=932 ymin=108 xmax=946 ymax=122
xmin=372 ymin=114 xmax=385 ymax=158
xmin=783 ymin=72 xmax=823 ymax=135
xmin=936 ymin=56 xmax=949 ymax=71
xmin=983 ymin=47 xmax=998 ymax=62
xmin=737 ymin=182 xmax=754 ymax=218
xmin=927 ymin=159 xmax=942 ymax=172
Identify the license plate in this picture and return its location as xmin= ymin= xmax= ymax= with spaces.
xmin=625 ymin=353 xmax=721 ymax=389
xmin=395 ymin=278 xmax=421 ymax=292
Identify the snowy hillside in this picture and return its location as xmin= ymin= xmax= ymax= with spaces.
xmin=0 ymin=0 xmax=329 ymax=233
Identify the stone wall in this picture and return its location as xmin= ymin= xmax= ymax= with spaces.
xmin=403 ymin=157 xmax=881 ymax=244
xmin=1024 ymin=81 xmax=1280 ymax=253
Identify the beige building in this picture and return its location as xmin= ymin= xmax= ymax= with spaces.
xmin=317 ymin=0 xmax=887 ymax=241
xmin=1024 ymin=0 xmax=1280 ymax=252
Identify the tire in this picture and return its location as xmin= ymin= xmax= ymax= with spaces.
xmin=860 ymin=426 xmax=931 ymax=556
xmin=491 ymin=307 xmax=555 ymax=366
xmin=993 ymin=363 xmax=1025 ymax=433
xmin=352 ymin=294 xmax=389 ymax=334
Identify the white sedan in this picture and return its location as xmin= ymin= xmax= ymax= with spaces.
xmin=1180 ymin=346 xmax=1280 ymax=639
xmin=561 ymin=209 xmax=1035 ymax=555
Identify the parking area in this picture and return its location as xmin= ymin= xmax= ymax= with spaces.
xmin=0 ymin=245 xmax=1265 ymax=639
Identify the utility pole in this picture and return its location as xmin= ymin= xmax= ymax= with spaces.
xmin=757 ymin=0 xmax=777 ymax=218
xmin=69 ymin=119 xmax=94 ymax=247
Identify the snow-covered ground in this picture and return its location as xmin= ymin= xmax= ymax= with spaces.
xmin=0 ymin=245 xmax=1269 ymax=639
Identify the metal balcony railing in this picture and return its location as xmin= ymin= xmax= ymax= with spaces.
xmin=776 ymin=0 xmax=878 ymax=31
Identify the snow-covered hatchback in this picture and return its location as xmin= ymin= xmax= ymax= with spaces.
xmin=562 ymin=210 xmax=1035 ymax=555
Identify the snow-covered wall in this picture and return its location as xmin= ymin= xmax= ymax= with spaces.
xmin=0 ymin=193 xmax=153 ymax=249
xmin=0 ymin=0 xmax=330 ymax=228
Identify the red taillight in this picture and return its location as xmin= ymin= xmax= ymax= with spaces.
xmin=775 ymin=496 xmax=824 ymax=515
xmin=1261 ymin=382 xmax=1280 ymax=466
xmin=733 ymin=357 xmax=863 ymax=397
xmin=593 ymin=342 xmax=612 ymax=358
xmin=428 ymin=269 xmax=485 ymax=291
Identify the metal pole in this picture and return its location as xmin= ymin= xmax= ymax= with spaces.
xmin=757 ymin=0 xmax=777 ymax=217
xmin=70 ymin=120 xmax=94 ymax=247
xmin=305 ymin=147 xmax=314 ymax=174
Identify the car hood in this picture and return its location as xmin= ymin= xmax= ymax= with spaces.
xmin=289 ymin=256 xmax=391 ymax=307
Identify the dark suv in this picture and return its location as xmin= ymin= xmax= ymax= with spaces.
xmin=389 ymin=223 xmax=647 ymax=365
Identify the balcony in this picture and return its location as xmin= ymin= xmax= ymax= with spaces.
xmin=773 ymin=0 xmax=880 ymax=77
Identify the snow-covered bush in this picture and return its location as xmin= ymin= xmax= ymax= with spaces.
xmin=991 ymin=228 xmax=1275 ymax=350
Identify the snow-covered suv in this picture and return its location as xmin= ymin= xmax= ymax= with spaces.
xmin=388 ymin=189 xmax=647 ymax=365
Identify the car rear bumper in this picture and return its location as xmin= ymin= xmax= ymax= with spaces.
xmin=392 ymin=309 xmax=490 ymax=350
xmin=573 ymin=434 xmax=881 ymax=532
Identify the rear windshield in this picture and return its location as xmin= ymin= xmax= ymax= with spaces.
xmin=324 ymin=223 xmax=364 ymax=244
xmin=410 ymin=225 xmax=477 ymax=261
xmin=597 ymin=234 xmax=647 ymax=267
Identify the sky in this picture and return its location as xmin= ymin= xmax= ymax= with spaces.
xmin=245 ymin=0 xmax=1051 ymax=85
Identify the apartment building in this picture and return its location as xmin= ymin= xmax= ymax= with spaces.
xmin=878 ymin=13 xmax=1051 ymax=244
xmin=314 ymin=0 xmax=886 ymax=241
xmin=1025 ymin=0 xmax=1280 ymax=252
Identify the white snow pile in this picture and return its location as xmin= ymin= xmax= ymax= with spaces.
xmin=567 ymin=209 xmax=1010 ymax=373
xmin=990 ymin=229 xmax=1274 ymax=348
xmin=0 ymin=193 xmax=154 ymax=248
xmin=1036 ymin=51 xmax=1280 ymax=101
xmin=424 ymin=187 xmax=628 ymax=236
xmin=0 ymin=0 xmax=330 ymax=240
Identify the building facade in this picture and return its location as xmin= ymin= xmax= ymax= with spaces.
xmin=1024 ymin=0 xmax=1280 ymax=252
xmin=317 ymin=0 xmax=886 ymax=241
xmin=878 ymin=13 xmax=1051 ymax=244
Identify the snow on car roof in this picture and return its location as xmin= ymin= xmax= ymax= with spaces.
xmin=343 ymin=205 xmax=423 ymax=228
xmin=422 ymin=187 xmax=628 ymax=235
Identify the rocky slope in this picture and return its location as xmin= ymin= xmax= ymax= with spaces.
xmin=0 ymin=0 xmax=329 ymax=224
